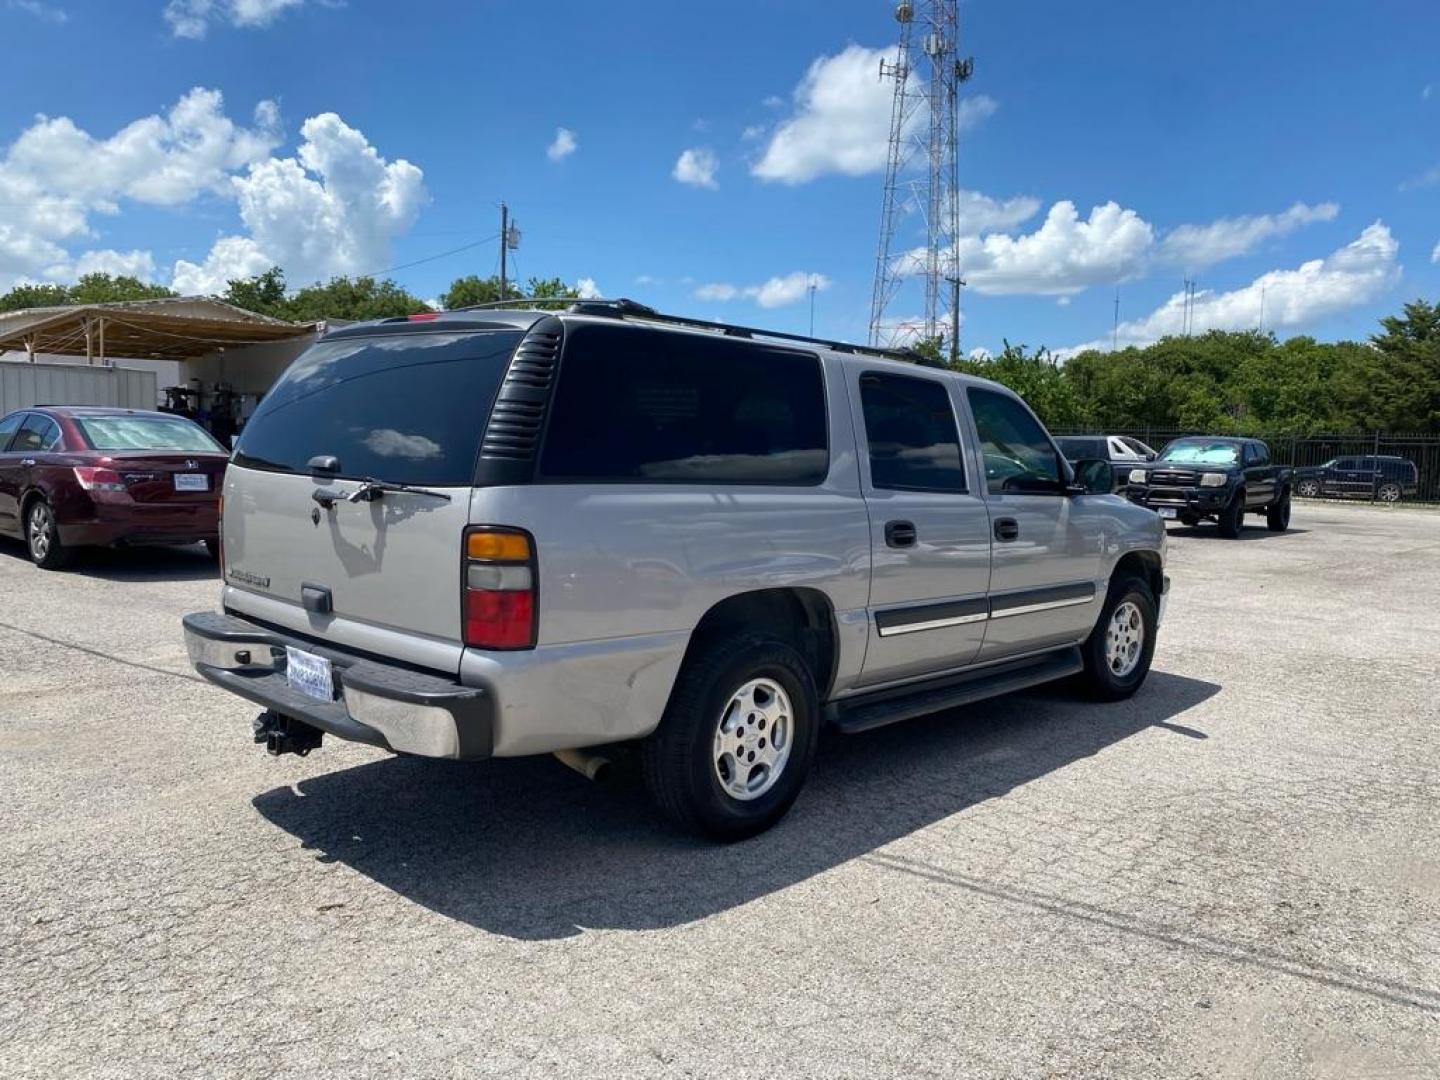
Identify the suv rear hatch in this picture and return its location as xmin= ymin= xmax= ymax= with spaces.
xmin=222 ymin=325 xmax=525 ymax=674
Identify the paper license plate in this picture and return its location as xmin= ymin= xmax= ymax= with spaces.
xmin=286 ymin=647 xmax=334 ymax=702
xmin=173 ymin=473 xmax=209 ymax=492
xmin=1156 ymin=508 xmax=1178 ymax=520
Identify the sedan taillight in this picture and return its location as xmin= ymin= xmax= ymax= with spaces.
xmin=72 ymin=466 xmax=129 ymax=502
xmin=462 ymin=527 xmax=537 ymax=650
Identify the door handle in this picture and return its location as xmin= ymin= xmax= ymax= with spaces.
xmin=20 ymin=458 xmax=36 ymax=467
xmin=884 ymin=520 xmax=917 ymax=548
xmin=993 ymin=517 xmax=1019 ymax=542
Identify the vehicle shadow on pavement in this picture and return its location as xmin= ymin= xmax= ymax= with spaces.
xmin=253 ymin=670 xmax=1220 ymax=941
xmin=1164 ymin=526 xmax=1309 ymax=542
xmin=0 ymin=537 xmax=219 ymax=581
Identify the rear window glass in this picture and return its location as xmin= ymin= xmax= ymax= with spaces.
xmin=1054 ymin=436 xmax=1107 ymax=461
xmin=539 ymin=325 xmax=828 ymax=485
xmin=233 ymin=331 xmax=519 ymax=485
xmin=79 ymin=416 xmax=224 ymax=453
xmin=860 ymin=372 xmax=966 ymax=492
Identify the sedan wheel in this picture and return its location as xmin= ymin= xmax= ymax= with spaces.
xmin=26 ymin=500 xmax=74 ymax=570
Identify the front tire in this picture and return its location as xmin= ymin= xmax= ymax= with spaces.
xmin=26 ymin=499 xmax=74 ymax=570
xmin=1078 ymin=574 xmax=1157 ymax=701
xmin=1217 ymin=493 xmax=1245 ymax=538
xmin=1297 ymin=478 xmax=1320 ymax=499
xmin=1266 ymin=489 xmax=1291 ymax=532
xmin=641 ymin=635 xmax=819 ymax=841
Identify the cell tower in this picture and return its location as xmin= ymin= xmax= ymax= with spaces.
xmin=868 ymin=0 xmax=973 ymax=354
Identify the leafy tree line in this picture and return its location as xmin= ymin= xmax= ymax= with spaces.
xmin=916 ymin=297 xmax=1440 ymax=435
xmin=0 ymin=268 xmax=578 ymax=323
xmin=5 ymin=271 xmax=1435 ymax=433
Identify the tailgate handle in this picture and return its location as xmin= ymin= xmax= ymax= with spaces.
xmin=301 ymin=584 xmax=333 ymax=616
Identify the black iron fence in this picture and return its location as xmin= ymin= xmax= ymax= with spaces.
xmin=1054 ymin=428 xmax=1440 ymax=505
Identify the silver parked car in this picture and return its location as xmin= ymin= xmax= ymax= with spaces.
xmin=184 ymin=301 xmax=1169 ymax=839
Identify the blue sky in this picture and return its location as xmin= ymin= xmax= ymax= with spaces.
xmin=1 ymin=0 xmax=1437 ymax=355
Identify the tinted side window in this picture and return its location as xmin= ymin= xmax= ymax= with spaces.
xmin=13 ymin=415 xmax=60 ymax=452
xmin=1055 ymin=436 xmax=1107 ymax=461
xmin=1243 ymin=443 xmax=1259 ymax=465
xmin=539 ymin=326 xmax=828 ymax=485
xmin=1253 ymin=443 xmax=1270 ymax=466
xmin=859 ymin=372 xmax=966 ymax=492
xmin=967 ymin=389 xmax=1062 ymax=495
xmin=0 ymin=413 xmax=23 ymax=451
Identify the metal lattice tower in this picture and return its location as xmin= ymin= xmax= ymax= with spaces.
xmin=868 ymin=0 xmax=973 ymax=352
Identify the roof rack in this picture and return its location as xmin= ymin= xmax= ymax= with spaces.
xmin=453 ymin=297 xmax=938 ymax=367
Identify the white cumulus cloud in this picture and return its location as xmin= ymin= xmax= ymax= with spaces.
xmin=939 ymin=200 xmax=1155 ymax=296
xmin=953 ymin=189 xmax=1041 ymax=236
xmin=1432 ymin=240 xmax=1439 ymax=264
xmin=164 ymin=0 xmax=305 ymax=38
xmin=694 ymin=272 xmax=829 ymax=309
xmin=752 ymin=44 xmax=996 ymax=185
xmin=547 ymin=127 xmax=577 ymax=162
xmin=1159 ymin=201 xmax=1339 ymax=268
xmin=172 ymin=112 xmax=427 ymax=294
xmin=0 ymin=88 xmax=280 ymax=290
xmin=673 ymin=147 xmax=718 ymax=189
xmin=575 ymin=277 xmax=601 ymax=299
xmin=1065 ymin=223 xmax=1400 ymax=353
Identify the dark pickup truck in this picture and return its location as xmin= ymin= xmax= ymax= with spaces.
xmin=1124 ymin=436 xmax=1292 ymax=537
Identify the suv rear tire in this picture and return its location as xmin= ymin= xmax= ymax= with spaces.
xmin=1078 ymin=574 xmax=1157 ymax=701
xmin=1217 ymin=493 xmax=1245 ymax=538
xmin=1377 ymin=481 xmax=1402 ymax=503
xmin=1266 ymin=489 xmax=1291 ymax=532
xmin=641 ymin=634 xmax=819 ymax=840
xmin=26 ymin=499 xmax=75 ymax=570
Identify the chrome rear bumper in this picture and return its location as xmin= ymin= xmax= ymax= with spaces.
xmin=182 ymin=611 xmax=492 ymax=759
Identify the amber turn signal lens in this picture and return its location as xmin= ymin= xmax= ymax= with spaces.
xmin=466 ymin=530 xmax=532 ymax=561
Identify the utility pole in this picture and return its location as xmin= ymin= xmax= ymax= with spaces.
xmin=946 ymin=275 xmax=965 ymax=363
xmin=499 ymin=203 xmax=509 ymax=300
xmin=497 ymin=204 xmax=521 ymax=299
xmin=809 ymin=280 xmax=817 ymax=337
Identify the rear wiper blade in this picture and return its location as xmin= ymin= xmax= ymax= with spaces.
xmin=310 ymin=477 xmax=452 ymax=509
xmin=345 ymin=478 xmax=451 ymax=503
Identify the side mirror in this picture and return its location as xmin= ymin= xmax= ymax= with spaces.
xmin=1069 ymin=458 xmax=1113 ymax=495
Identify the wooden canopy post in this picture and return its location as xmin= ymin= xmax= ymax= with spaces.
xmin=84 ymin=318 xmax=93 ymax=365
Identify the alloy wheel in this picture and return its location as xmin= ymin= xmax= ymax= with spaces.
xmin=1105 ymin=600 xmax=1145 ymax=678
xmin=712 ymin=677 xmax=792 ymax=801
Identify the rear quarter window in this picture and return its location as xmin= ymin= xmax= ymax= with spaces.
xmin=232 ymin=331 xmax=519 ymax=485
xmin=538 ymin=325 xmax=829 ymax=485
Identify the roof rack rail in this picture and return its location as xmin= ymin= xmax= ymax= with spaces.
xmin=453 ymin=297 xmax=938 ymax=366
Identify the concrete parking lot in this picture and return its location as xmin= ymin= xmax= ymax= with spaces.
xmin=0 ymin=502 xmax=1436 ymax=1079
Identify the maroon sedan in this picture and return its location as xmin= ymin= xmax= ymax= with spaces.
xmin=0 ymin=406 xmax=228 ymax=569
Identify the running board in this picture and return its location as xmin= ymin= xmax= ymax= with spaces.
xmin=827 ymin=647 xmax=1084 ymax=735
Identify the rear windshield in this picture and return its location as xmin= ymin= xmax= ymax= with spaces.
xmin=233 ymin=331 xmax=519 ymax=485
xmin=79 ymin=415 xmax=224 ymax=453
xmin=1159 ymin=440 xmax=1239 ymax=465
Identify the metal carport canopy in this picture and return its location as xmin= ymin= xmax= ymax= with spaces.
xmin=0 ymin=297 xmax=320 ymax=363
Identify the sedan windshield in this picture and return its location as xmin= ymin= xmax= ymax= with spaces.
xmin=1159 ymin=440 xmax=1239 ymax=465
xmin=78 ymin=416 xmax=225 ymax=453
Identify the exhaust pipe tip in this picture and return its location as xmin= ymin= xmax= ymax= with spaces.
xmin=554 ymin=747 xmax=613 ymax=783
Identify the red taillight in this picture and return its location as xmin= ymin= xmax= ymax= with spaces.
xmin=462 ymin=527 xmax=536 ymax=650
xmin=408 ymin=312 xmax=440 ymax=321
xmin=73 ymin=466 xmax=129 ymax=502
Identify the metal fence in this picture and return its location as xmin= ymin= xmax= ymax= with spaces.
xmin=1054 ymin=428 xmax=1440 ymax=505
